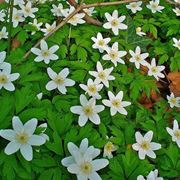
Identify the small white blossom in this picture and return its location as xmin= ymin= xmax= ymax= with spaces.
xmin=167 ymin=92 xmax=180 ymax=108
xmin=0 ymin=51 xmax=11 ymax=70
xmin=126 ymin=1 xmax=142 ymax=14
xmin=51 ymin=3 xmax=68 ymax=17
xmin=0 ymin=27 xmax=8 ymax=40
xmin=166 ymin=119 xmax=180 ymax=148
xmin=31 ymin=40 xmax=59 ymax=64
xmin=136 ymin=27 xmax=146 ymax=37
xmin=46 ymin=67 xmax=75 ymax=94
xmin=173 ymin=38 xmax=180 ymax=50
xmin=0 ymin=116 xmax=47 ymax=161
xmin=103 ymin=10 xmax=128 ymax=35
xmin=61 ymin=138 xmax=109 ymax=180
xmin=37 ymin=92 xmax=43 ymax=100
xmin=41 ymin=22 xmax=56 ymax=36
xmin=0 ymin=65 xmax=19 ymax=91
xmin=102 ymin=42 xmax=127 ymax=67
xmin=137 ymin=169 xmax=163 ymax=180
xmin=102 ymin=91 xmax=131 ymax=116
xmin=29 ymin=19 xmax=43 ymax=35
xmin=19 ymin=2 xmax=38 ymax=18
xmin=132 ymin=131 xmax=161 ymax=160
xmin=65 ymin=6 xmax=85 ymax=26
xmin=70 ymin=94 xmax=105 ymax=127
xmin=79 ymin=78 xmax=103 ymax=100
xmin=103 ymin=140 xmax=117 ymax=159
xmin=91 ymin=32 xmax=111 ymax=53
xmin=84 ymin=7 xmax=96 ymax=16
xmin=5 ymin=0 xmax=24 ymax=6
xmin=146 ymin=0 xmax=164 ymax=13
xmin=0 ymin=10 xmax=6 ymax=22
xmin=89 ymin=61 xmax=115 ymax=88
xmin=173 ymin=8 xmax=180 ymax=16
xmin=12 ymin=8 xmax=25 ymax=28
xmin=129 ymin=46 xmax=149 ymax=69
xmin=147 ymin=58 xmax=165 ymax=81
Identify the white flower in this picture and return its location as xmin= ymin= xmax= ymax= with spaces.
xmin=132 ymin=131 xmax=161 ymax=160
xmin=136 ymin=27 xmax=146 ymax=37
xmin=41 ymin=22 xmax=56 ymax=36
xmin=46 ymin=67 xmax=75 ymax=94
xmin=12 ymin=8 xmax=25 ymax=28
xmin=91 ymin=32 xmax=111 ymax=53
xmin=0 ymin=116 xmax=46 ymax=161
xmin=167 ymin=92 xmax=180 ymax=108
xmin=0 ymin=10 xmax=6 ymax=22
xmin=146 ymin=0 xmax=164 ymax=13
xmin=166 ymin=119 xmax=180 ymax=148
xmin=70 ymin=94 xmax=104 ymax=127
xmin=29 ymin=19 xmax=43 ymax=35
xmin=51 ymin=3 xmax=68 ymax=17
xmin=147 ymin=58 xmax=165 ymax=81
xmin=174 ymin=0 xmax=180 ymax=2
xmin=62 ymin=138 xmax=109 ymax=180
xmin=173 ymin=8 xmax=180 ymax=16
xmin=103 ymin=10 xmax=128 ymax=36
xmin=0 ymin=26 xmax=8 ymax=40
xmin=102 ymin=42 xmax=127 ymax=67
xmin=126 ymin=1 xmax=142 ymax=14
xmin=65 ymin=6 xmax=85 ymax=26
xmin=61 ymin=138 xmax=100 ymax=168
xmin=137 ymin=169 xmax=163 ymax=180
xmin=84 ymin=7 xmax=96 ymax=16
xmin=103 ymin=141 xmax=117 ymax=159
xmin=102 ymin=91 xmax=131 ymax=116
xmin=89 ymin=61 xmax=115 ymax=88
xmin=129 ymin=46 xmax=149 ymax=69
xmin=173 ymin=38 xmax=180 ymax=50
xmin=31 ymin=40 xmax=59 ymax=64
xmin=19 ymin=2 xmax=38 ymax=18
xmin=79 ymin=78 xmax=103 ymax=100
xmin=0 ymin=65 xmax=19 ymax=91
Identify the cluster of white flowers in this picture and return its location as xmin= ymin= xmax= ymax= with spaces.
xmin=0 ymin=1 xmax=179 ymax=180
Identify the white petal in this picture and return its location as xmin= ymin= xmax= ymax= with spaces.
xmin=24 ymin=118 xmax=38 ymax=136
xmin=61 ymin=156 xmax=74 ymax=167
xmin=0 ymin=129 xmax=15 ymax=141
xmin=4 ymin=141 xmax=21 ymax=155
xmin=4 ymin=82 xmax=15 ymax=91
xmin=80 ymin=94 xmax=88 ymax=106
xmin=47 ymin=67 xmax=57 ymax=79
xmin=12 ymin=116 xmax=24 ymax=132
xmin=138 ymin=149 xmax=146 ymax=160
xmin=70 ymin=106 xmax=83 ymax=114
xmin=89 ymin=172 xmax=101 ymax=180
xmin=59 ymin=68 xmax=69 ymax=79
xmin=89 ymin=114 xmax=100 ymax=125
xmin=150 ymin=142 xmax=161 ymax=150
xmin=135 ymin=132 xmax=144 ymax=144
xmin=46 ymin=81 xmax=57 ymax=91
xmin=40 ymin=40 xmax=48 ymax=50
xmin=144 ymin=131 xmax=153 ymax=142
xmin=20 ymin=144 xmax=33 ymax=161
xmin=92 ymin=159 xmax=109 ymax=171
xmin=78 ymin=114 xmax=88 ymax=127
xmin=146 ymin=150 xmax=156 ymax=159
xmin=28 ymin=135 xmax=46 ymax=146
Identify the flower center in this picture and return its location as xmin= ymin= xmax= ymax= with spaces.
xmin=135 ymin=55 xmax=141 ymax=61
xmin=105 ymin=142 xmax=114 ymax=152
xmin=177 ymin=42 xmax=180 ymax=47
xmin=176 ymin=10 xmax=180 ymax=14
xmin=111 ymin=19 xmax=119 ymax=27
xmin=14 ymin=15 xmax=20 ymax=20
xmin=112 ymin=99 xmax=121 ymax=108
xmin=151 ymin=67 xmax=158 ymax=73
xmin=24 ymin=7 xmax=31 ymax=13
xmin=98 ymin=71 xmax=106 ymax=80
xmin=54 ymin=76 xmax=64 ymax=85
xmin=170 ymin=98 xmax=177 ymax=104
xmin=15 ymin=132 xmax=29 ymax=144
xmin=136 ymin=27 xmax=142 ymax=33
xmin=152 ymin=3 xmax=158 ymax=9
xmin=88 ymin=85 xmax=97 ymax=93
xmin=140 ymin=141 xmax=150 ymax=150
xmin=109 ymin=51 xmax=118 ymax=59
xmin=71 ymin=15 xmax=78 ymax=22
xmin=42 ymin=50 xmax=50 ymax=58
xmin=131 ymin=3 xmax=137 ymax=8
xmin=0 ymin=74 xmax=8 ymax=84
xmin=83 ymin=106 xmax=93 ymax=116
xmin=80 ymin=161 xmax=93 ymax=175
xmin=174 ymin=130 xmax=180 ymax=139
xmin=98 ymin=40 xmax=105 ymax=46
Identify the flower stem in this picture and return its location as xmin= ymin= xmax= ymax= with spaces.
xmin=7 ymin=0 xmax=14 ymax=55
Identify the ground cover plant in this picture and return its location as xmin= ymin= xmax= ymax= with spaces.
xmin=0 ymin=0 xmax=180 ymax=179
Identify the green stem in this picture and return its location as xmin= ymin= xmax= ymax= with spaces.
xmin=7 ymin=0 xmax=14 ymax=55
